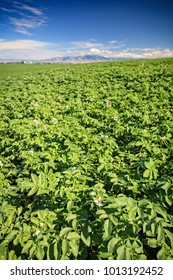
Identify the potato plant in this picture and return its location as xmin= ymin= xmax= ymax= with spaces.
xmin=0 ymin=59 xmax=173 ymax=260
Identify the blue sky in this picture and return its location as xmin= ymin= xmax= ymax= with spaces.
xmin=0 ymin=0 xmax=173 ymax=59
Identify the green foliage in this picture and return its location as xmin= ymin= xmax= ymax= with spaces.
xmin=0 ymin=59 xmax=173 ymax=259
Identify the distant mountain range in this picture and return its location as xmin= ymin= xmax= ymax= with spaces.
xmin=0 ymin=55 xmax=135 ymax=64
xmin=41 ymin=55 xmax=116 ymax=63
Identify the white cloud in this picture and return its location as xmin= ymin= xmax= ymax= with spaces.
xmin=71 ymin=40 xmax=126 ymax=51
xmin=0 ymin=39 xmax=173 ymax=60
xmin=0 ymin=39 xmax=64 ymax=59
xmin=144 ymin=48 xmax=173 ymax=58
xmin=113 ymin=51 xmax=142 ymax=59
xmin=90 ymin=48 xmax=102 ymax=54
xmin=0 ymin=39 xmax=50 ymax=50
xmin=90 ymin=47 xmax=173 ymax=59
xmin=89 ymin=48 xmax=114 ymax=56
xmin=90 ymin=45 xmax=173 ymax=59
xmin=0 ymin=49 xmax=62 ymax=60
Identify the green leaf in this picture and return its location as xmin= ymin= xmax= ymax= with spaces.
xmin=157 ymin=225 xmax=165 ymax=243
xmin=97 ymin=164 xmax=104 ymax=172
xmin=67 ymin=232 xmax=80 ymax=240
xmin=108 ymin=237 xmax=119 ymax=252
xmin=8 ymin=250 xmax=17 ymax=260
xmin=109 ymin=215 xmax=118 ymax=225
xmin=65 ymin=213 xmax=77 ymax=222
xmin=21 ymin=240 xmax=33 ymax=254
xmin=37 ymin=187 xmax=46 ymax=195
xmin=53 ymin=241 xmax=59 ymax=260
xmin=147 ymin=238 xmax=158 ymax=248
xmin=150 ymin=223 xmax=156 ymax=235
xmin=165 ymin=195 xmax=172 ymax=206
xmin=109 ymin=173 xmax=118 ymax=183
xmin=61 ymin=255 xmax=70 ymax=260
xmin=143 ymin=169 xmax=150 ymax=178
xmin=116 ymin=195 xmax=127 ymax=207
xmin=29 ymin=244 xmax=36 ymax=258
xmin=36 ymin=246 xmax=45 ymax=260
xmin=157 ymin=247 xmax=167 ymax=260
xmin=31 ymin=173 xmax=38 ymax=185
xmin=66 ymin=191 xmax=76 ymax=200
xmin=139 ymin=199 xmax=149 ymax=208
xmin=154 ymin=205 xmax=168 ymax=220
xmin=99 ymin=252 xmax=113 ymax=259
xmin=2 ymin=230 xmax=18 ymax=245
xmin=0 ymin=245 xmax=7 ymax=260
xmin=81 ymin=225 xmax=91 ymax=247
xmin=47 ymin=244 xmax=54 ymax=260
xmin=62 ymin=239 xmax=68 ymax=256
xmin=153 ymin=169 xmax=158 ymax=179
xmin=96 ymin=209 xmax=106 ymax=215
xmin=60 ymin=227 xmax=73 ymax=238
xmin=37 ymin=210 xmax=47 ymax=221
xmin=31 ymin=217 xmax=40 ymax=225
xmin=39 ymin=240 xmax=49 ymax=247
xmin=99 ymin=213 xmax=108 ymax=220
xmin=67 ymin=200 xmax=74 ymax=211
xmin=161 ymin=182 xmax=170 ymax=193
xmin=104 ymin=219 xmax=113 ymax=239
xmin=131 ymin=240 xmax=143 ymax=249
xmin=38 ymin=173 xmax=46 ymax=188
xmin=20 ymin=180 xmax=33 ymax=190
xmin=28 ymin=185 xmax=38 ymax=196
xmin=117 ymin=245 xmax=126 ymax=260
xmin=164 ymin=229 xmax=173 ymax=248
xmin=135 ymin=254 xmax=147 ymax=260
xmin=69 ymin=240 xmax=79 ymax=257
xmin=72 ymin=219 xmax=78 ymax=231
xmin=125 ymin=248 xmax=132 ymax=260
xmin=145 ymin=159 xmax=154 ymax=169
xmin=17 ymin=206 xmax=23 ymax=216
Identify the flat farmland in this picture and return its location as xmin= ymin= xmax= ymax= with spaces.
xmin=0 ymin=59 xmax=173 ymax=260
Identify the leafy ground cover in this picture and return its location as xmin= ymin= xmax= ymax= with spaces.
xmin=0 ymin=63 xmax=59 ymax=79
xmin=0 ymin=59 xmax=173 ymax=260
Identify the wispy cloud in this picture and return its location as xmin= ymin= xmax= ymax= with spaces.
xmin=71 ymin=41 xmax=104 ymax=49
xmin=9 ymin=16 xmax=46 ymax=35
xmin=108 ymin=40 xmax=126 ymax=49
xmin=127 ymin=48 xmax=159 ymax=52
xmin=15 ymin=4 xmax=44 ymax=16
xmin=1 ymin=0 xmax=47 ymax=35
xmin=0 ymin=7 xmax=17 ymax=13
xmin=71 ymin=40 xmax=126 ymax=50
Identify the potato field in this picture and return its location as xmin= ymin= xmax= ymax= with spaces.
xmin=0 ymin=59 xmax=173 ymax=260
